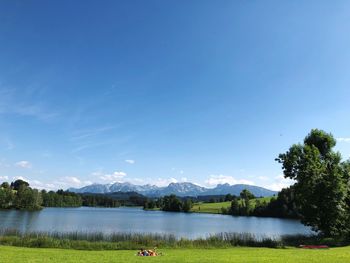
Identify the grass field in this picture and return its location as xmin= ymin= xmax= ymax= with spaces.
xmin=191 ymin=197 xmax=273 ymax=214
xmin=1 ymin=245 xmax=350 ymax=263
xmin=191 ymin=201 xmax=231 ymax=213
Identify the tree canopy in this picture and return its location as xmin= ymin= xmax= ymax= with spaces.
xmin=276 ymin=129 xmax=350 ymax=237
xmin=0 ymin=180 xmax=82 ymax=210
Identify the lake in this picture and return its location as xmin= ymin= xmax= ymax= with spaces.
xmin=0 ymin=207 xmax=312 ymax=239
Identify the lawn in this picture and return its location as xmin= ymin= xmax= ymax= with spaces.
xmin=1 ymin=245 xmax=350 ymax=263
xmin=191 ymin=201 xmax=231 ymax=213
xmin=191 ymin=197 xmax=273 ymax=214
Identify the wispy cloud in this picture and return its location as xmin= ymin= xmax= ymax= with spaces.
xmin=15 ymin=160 xmax=32 ymax=169
xmin=337 ymin=137 xmax=350 ymax=143
xmin=205 ymin=174 xmax=255 ymax=187
xmin=125 ymin=159 xmax=135 ymax=164
xmin=0 ymin=86 xmax=58 ymax=121
xmin=70 ymin=126 xmax=116 ymax=141
xmin=71 ymin=136 xmax=132 ymax=154
xmin=11 ymin=104 xmax=58 ymax=120
xmin=4 ymin=139 xmax=14 ymax=150
xmin=71 ymin=141 xmax=113 ymax=153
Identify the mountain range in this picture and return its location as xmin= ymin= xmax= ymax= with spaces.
xmin=68 ymin=182 xmax=277 ymax=197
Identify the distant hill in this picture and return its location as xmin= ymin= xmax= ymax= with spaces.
xmin=69 ymin=182 xmax=277 ymax=197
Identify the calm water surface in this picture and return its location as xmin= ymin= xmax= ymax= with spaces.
xmin=0 ymin=207 xmax=311 ymax=238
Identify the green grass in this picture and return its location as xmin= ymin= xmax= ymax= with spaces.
xmin=191 ymin=197 xmax=273 ymax=214
xmin=1 ymin=245 xmax=350 ymax=263
xmin=191 ymin=201 xmax=231 ymax=213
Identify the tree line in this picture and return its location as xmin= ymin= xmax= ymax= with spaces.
xmin=217 ymin=187 xmax=299 ymax=218
xmin=145 ymin=188 xmax=298 ymax=219
xmin=0 ymin=180 xmax=135 ymax=210
xmin=0 ymin=180 xmax=83 ymax=210
xmin=144 ymin=194 xmax=193 ymax=212
xmin=0 ymin=180 xmax=43 ymax=210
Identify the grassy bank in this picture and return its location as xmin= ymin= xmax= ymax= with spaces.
xmin=1 ymin=229 xmax=349 ymax=250
xmin=191 ymin=197 xmax=272 ymax=214
xmin=191 ymin=201 xmax=231 ymax=214
xmin=1 ymin=245 xmax=350 ymax=263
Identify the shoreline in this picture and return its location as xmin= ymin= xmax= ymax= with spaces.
xmin=0 ymin=229 xmax=348 ymax=250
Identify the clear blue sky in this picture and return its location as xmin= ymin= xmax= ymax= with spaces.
xmin=1 ymin=0 xmax=350 ymax=190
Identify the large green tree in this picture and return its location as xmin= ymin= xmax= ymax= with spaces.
xmin=276 ymin=129 xmax=350 ymax=236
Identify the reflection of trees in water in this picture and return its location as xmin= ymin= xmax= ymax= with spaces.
xmin=0 ymin=210 xmax=21 ymax=229
xmin=1 ymin=208 xmax=311 ymax=238
xmin=0 ymin=210 xmax=41 ymax=233
xmin=22 ymin=210 xmax=40 ymax=232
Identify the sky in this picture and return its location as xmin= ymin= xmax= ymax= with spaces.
xmin=0 ymin=0 xmax=350 ymax=191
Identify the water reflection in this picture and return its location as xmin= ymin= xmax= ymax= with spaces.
xmin=0 ymin=207 xmax=312 ymax=238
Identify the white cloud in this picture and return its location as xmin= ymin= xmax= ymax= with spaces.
xmin=91 ymin=171 xmax=103 ymax=177
xmin=258 ymin=176 xmax=269 ymax=181
xmin=0 ymin=175 xmax=9 ymax=182
xmin=153 ymin=177 xmax=178 ymax=187
xmin=63 ymin=176 xmax=81 ymax=185
xmin=90 ymin=172 xmax=189 ymax=187
xmin=11 ymin=176 xmax=30 ymax=183
xmin=30 ymin=180 xmax=56 ymax=190
xmin=125 ymin=159 xmax=135 ymax=164
xmin=49 ymin=176 xmax=93 ymax=190
xmin=266 ymin=175 xmax=295 ymax=191
xmin=171 ymin=167 xmax=185 ymax=175
xmin=337 ymin=137 xmax=350 ymax=143
xmin=15 ymin=160 xmax=32 ymax=169
xmin=0 ymin=175 xmax=90 ymax=191
xmin=50 ymin=177 xmax=92 ymax=190
xmin=205 ymin=174 xmax=255 ymax=187
xmin=127 ymin=178 xmax=146 ymax=185
xmin=99 ymin=171 xmax=127 ymax=182
xmin=20 ymin=177 xmax=87 ymax=191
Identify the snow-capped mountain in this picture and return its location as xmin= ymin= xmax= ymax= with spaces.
xmin=68 ymin=182 xmax=277 ymax=197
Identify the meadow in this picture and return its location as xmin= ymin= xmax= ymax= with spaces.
xmin=1 ymin=245 xmax=350 ymax=263
xmin=191 ymin=197 xmax=273 ymax=214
